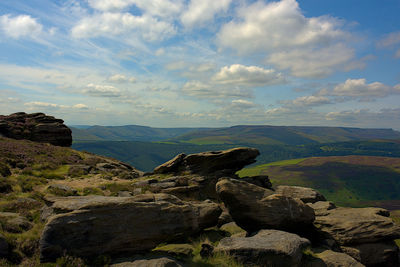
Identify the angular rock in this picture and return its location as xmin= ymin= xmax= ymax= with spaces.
xmin=0 ymin=112 xmax=72 ymax=147
xmin=217 ymin=210 xmax=233 ymax=227
xmin=311 ymin=250 xmax=364 ymax=267
xmin=153 ymin=244 xmax=194 ymax=258
xmin=314 ymin=207 xmax=400 ymax=245
xmin=39 ymin=194 xmax=221 ymax=262
xmin=216 ymin=229 xmax=310 ymax=267
xmin=307 ymin=201 xmax=336 ymax=216
xmin=275 ymin=185 xmax=326 ymax=204
xmin=341 ymin=241 xmax=399 ymax=267
xmin=153 ymin=147 xmax=260 ymax=177
xmin=216 ymin=178 xmax=315 ymax=233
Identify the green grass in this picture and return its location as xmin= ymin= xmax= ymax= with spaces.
xmin=237 ymin=158 xmax=306 ymax=177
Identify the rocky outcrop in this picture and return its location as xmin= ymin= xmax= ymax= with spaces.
xmin=215 ymin=229 xmax=311 ymax=267
xmin=216 ymin=178 xmax=315 ymax=233
xmin=39 ymin=194 xmax=221 ymax=262
xmin=153 ymin=147 xmax=259 ymax=177
xmin=275 ymin=185 xmax=326 ymax=203
xmin=307 ymin=201 xmax=336 ymax=216
xmin=313 ymin=207 xmax=400 ymax=245
xmin=0 ymin=212 xmax=33 ymax=233
xmin=0 ymin=112 xmax=72 ymax=147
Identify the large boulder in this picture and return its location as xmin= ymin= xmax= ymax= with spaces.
xmin=153 ymin=147 xmax=259 ymax=177
xmin=275 ymin=185 xmax=326 ymax=204
xmin=341 ymin=241 xmax=399 ymax=267
xmin=215 ymin=229 xmax=311 ymax=266
xmin=314 ymin=207 xmax=400 ymax=245
xmin=39 ymin=194 xmax=221 ymax=262
xmin=0 ymin=112 xmax=72 ymax=147
xmin=216 ymin=178 xmax=315 ymax=233
xmin=111 ymin=256 xmax=183 ymax=267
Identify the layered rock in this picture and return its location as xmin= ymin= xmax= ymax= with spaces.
xmin=153 ymin=147 xmax=259 ymax=177
xmin=0 ymin=112 xmax=72 ymax=147
xmin=215 ymin=229 xmax=311 ymax=267
xmin=40 ymin=194 xmax=221 ymax=261
xmin=111 ymin=256 xmax=184 ymax=267
xmin=216 ymin=178 xmax=315 ymax=233
xmin=311 ymin=250 xmax=365 ymax=267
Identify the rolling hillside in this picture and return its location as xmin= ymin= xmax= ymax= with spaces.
xmin=238 ymin=155 xmax=400 ymax=209
xmin=171 ymin=125 xmax=400 ymax=145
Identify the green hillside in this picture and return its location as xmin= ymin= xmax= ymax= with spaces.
xmin=238 ymin=155 xmax=400 ymax=208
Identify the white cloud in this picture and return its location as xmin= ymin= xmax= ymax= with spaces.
xmin=378 ymin=32 xmax=400 ymax=48
xmin=71 ymin=12 xmax=176 ymax=41
xmin=181 ymin=0 xmax=231 ymax=28
xmin=73 ymin=103 xmax=89 ymax=109
xmin=268 ymin=44 xmax=355 ymax=78
xmin=217 ymin=0 xmax=354 ymax=78
xmin=182 ymin=80 xmax=252 ymax=98
xmin=231 ymin=99 xmax=256 ymax=109
xmin=87 ymin=0 xmax=133 ymax=12
xmin=331 ymin=79 xmax=400 ymax=100
xmin=83 ymin=83 xmax=122 ymax=97
xmin=108 ymin=74 xmax=136 ymax=83
xmin=212 ymin=64 xmax=286 ymax=86
xmin=0 ymin=14 xmax=43 ymax=39
xmin=24 ymin=101 xmax=60 ymax=108
xmin=285 ymin=95 xmax=331 ymax=107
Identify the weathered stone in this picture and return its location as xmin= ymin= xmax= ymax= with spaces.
xmin=96 ymin=162 xmax=142 ymax=179
xmin=153 ymin=147 xmax=260 ymax=177
xmin=118 ymin=191 xmax=133 ymax=197
xmin=314 ymin=207 xmax=400 ymax=245
xmin=67 ymin=165 xmax=92 ymax=177
xmin=39 ymin=194 xmax=221 ymax=262
xmin=192 ymin=199 xmax=222 ymax=229
xmin=275 ymin=185 xmax=326 ymax=204
xmin=217 ymin=210 xmax=233 ymax=227
xmin=310 ymin=250 xmax=365 ymax=267
xmin=153 ymin=244 xmax=194 ymax=258
xmin=216 ymin=178 xmax=315 ymax=233
xmin=307 ymin=201 xmax=336 ymax=216
xmin=216 ymin=229 xmax=310 ymax=267
xmin=0 ymin=212 xmax=33 ymax=233
xmin=0 ymin=112 xmax=72 ymax=147
xmin=341 ymin=241 xmax=399 ymax=267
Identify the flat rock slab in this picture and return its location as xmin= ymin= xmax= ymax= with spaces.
xmin=216 ymin=229 xmax=310 ymax=267
xmin=314 ymin=207 xmax=400 ymax=245
xmin=111 ymin=256 xmax=183 ymax=267
xmin=313 ymin=250 xmax=364 ymax=267
xmin=216 ymin=178 xmax=315 ymax=233
xmin=40 ymin=194 xmax=221 ymax=262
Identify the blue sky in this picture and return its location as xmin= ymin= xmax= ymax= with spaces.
xmin=1 ymin=0 xmax=400 ymax=129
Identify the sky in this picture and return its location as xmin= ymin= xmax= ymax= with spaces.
xmin=0 ymin=0 xmax=400 ymax=129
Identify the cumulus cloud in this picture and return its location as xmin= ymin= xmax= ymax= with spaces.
xmin=217 ymin=0 xmax=355 ymax=78
xmin=331 ymin=79 xmax=400 ymax=101
xmin=212 ymin=64 xmax=286 ymax=86
xmin=71 ymin=12 xmax=176 ymax=41
xmin=0 ymin=14 xmax=43 ymax=39
xmin=182 ymin=80 xmax=252 ymax=98
xmin=83 ymin=83 xmax=122 ymax=97
xmin=108 ymin=74 xmax=136 ymax=83
xmin=181 ymin=0 xmax=231 ymax=28
xmin=378 ymin=31 xmax=400 ymax=48
xmin=72 ymin=103 xmax=89 ymax=109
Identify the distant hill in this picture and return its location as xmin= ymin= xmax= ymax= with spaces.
xmin=71 ymin=124 xmax=400 ymax=144
xmin=70 ymin=125 xmax=210 ymax=142
xmin=72 ymin=139 xmax=400 ymax=172
xmin=170 ymin=125 xmax=400 ymax=145
xmin=238 ymin=155 xmax=400 ymax=209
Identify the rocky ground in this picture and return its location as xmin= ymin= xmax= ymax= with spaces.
xmin=0 ymin=113 xmax=399 ymax=267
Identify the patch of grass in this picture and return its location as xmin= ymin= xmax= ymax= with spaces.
xmin=31 ymin=165 xmax=70 ymax=180
xmin=81 ymin=187 xmax=104 ymax=196
xmin=100 ymin=182 xmax=136 ymax=196
xmin=237 ymin=158 xmax=306 ymax=177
